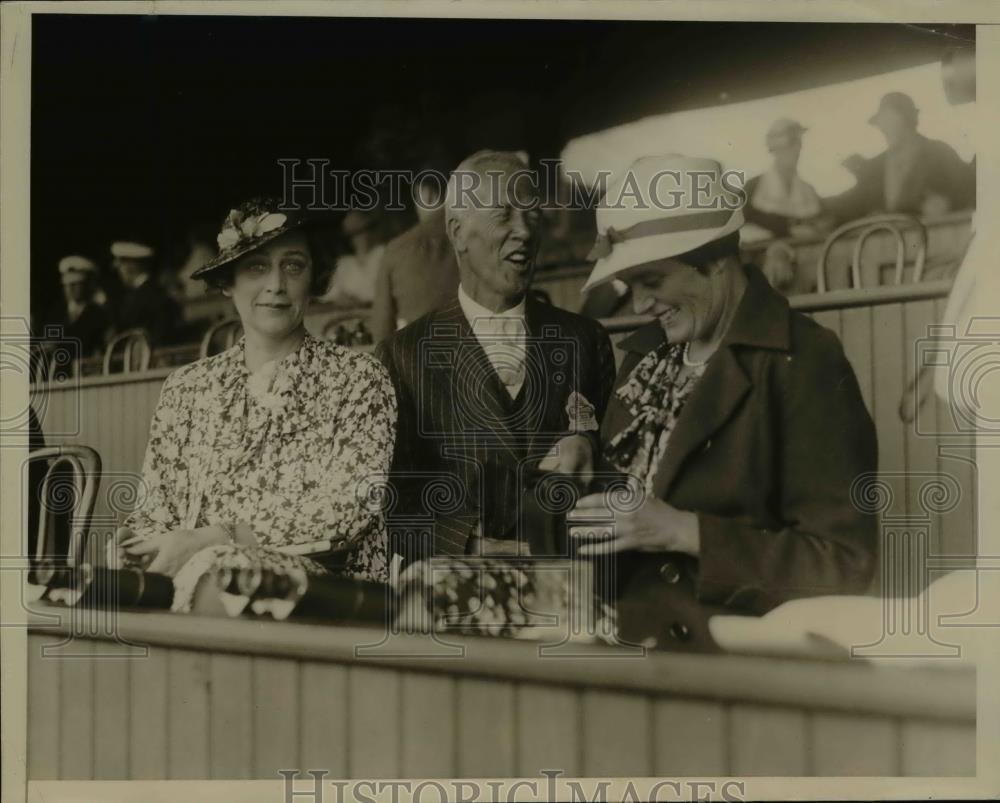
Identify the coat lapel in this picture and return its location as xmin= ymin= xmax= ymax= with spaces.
xmin=650 ymin=347 xmax=750 ymax=499
xmin=615 ymin=265 xmax=790 ymax=501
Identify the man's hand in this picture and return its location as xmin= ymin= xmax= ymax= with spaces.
xmin=569 ymin=492 xmax=700 ymax=557
xmin=120 ymin=525 xmax=229 ymax=577
xmin=537 ymin=434 xmax=595 ymax=484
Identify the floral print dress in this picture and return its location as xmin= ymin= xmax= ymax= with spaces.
xmin=122 ymin=334 xmax=396 ymax=612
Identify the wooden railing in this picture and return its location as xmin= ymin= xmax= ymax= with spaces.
xmin=26 ymin=606 xmax=975 ymax=779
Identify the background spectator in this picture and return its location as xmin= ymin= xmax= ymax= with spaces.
xmin=319 ymin=209 xmax=386 ymax=307
xmin=47 ymin=255 xmax=112 ymax=358
xmin=111 ymin=240 xmax=181 ymax=346
xmin=743 ymin=118 xmax=824 ymax=238
xmin=369 ymin=174 xmax=459 ymax=341
xmin=826 ymin=92 xmax=975 ymax=221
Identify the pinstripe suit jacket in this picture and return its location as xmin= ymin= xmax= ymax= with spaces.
xmin=376 ymin=296 xmax=615 ymax=557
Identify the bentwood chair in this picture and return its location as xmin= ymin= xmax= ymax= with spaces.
xmin=102 ymin=329 xmax=152 ymax=375
xmin=199 ymin=316 xmax=243 ymax=359
xmin=816 ymin=213 xmax=928 ymax=293
xmin=27 ymin=445 xmax=102 ymax=572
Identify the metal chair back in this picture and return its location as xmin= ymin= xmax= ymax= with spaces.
xmin=28 ymin=445 xmax=102 ymax=569
xmin=816 ymin=213 xmax=928 ymax=293
xmin=102 ymin=329 xmax=152 ymax=374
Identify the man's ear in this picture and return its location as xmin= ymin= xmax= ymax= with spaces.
xmin=221 ymin=286 xmax=232 ymax=298
xmin=446 ymin=214 xmax=466 ymax=254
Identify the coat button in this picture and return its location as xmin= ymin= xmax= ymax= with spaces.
xmin=669 ymin=622 xmax=691 ymax=642
xmin=659 ymin=561 xmax=681 ymax=584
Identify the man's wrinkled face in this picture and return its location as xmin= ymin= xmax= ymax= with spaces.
xmin=452 ymin=165 xmax=541 ymax=309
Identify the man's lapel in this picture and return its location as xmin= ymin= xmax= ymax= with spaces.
xmin=523 ymin=300 xmax=578 ymax=455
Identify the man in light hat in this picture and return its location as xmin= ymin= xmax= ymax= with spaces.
xmin=111 ymin=240 xmax=180 ymax=347
xmin=742 ymin=118 xmax=823 ymax=239
xmin=49 ymin=255 xmax=112 ymax=358
xmin=567 ymin=154 xmax=877 ymax=652
xmin=827 ymin=91 xmax=974 ymax=221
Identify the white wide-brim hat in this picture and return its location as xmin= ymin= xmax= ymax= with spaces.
xmin=582 ymin=154 xmax=745 ymax=292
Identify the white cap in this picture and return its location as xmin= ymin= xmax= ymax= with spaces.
xmin=110 ymin=241 xmax=155 ymax=259
xmin=582 ymin=154 xmax=745 ymax=292
xmin=58 ymin=255 xmax=97 ymax=276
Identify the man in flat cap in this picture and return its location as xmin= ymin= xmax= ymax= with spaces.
xmin=111 ymin=240 xmax=180 ymax=347
xmin=827 ymin=92 xmax=975 ymax=222
xmin=49 ymin=255 xmax=112 ymax=358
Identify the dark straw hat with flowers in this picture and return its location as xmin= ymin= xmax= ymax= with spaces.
xmin=191 ymin=197 xmax=320 ymax=280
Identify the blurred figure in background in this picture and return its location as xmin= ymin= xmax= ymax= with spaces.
xmin=111 ymin=240 xmax=181 ymax=347
xmin=827 ymin=92 xmax=975 ymax=222
xmin=370 ymin=172 xmax=459 ymax=342
xmin=49 ymin=255 xmax=112 ymax=358
xmin=743 ymin=118 xmax=824 ymax=239
xmin=319 ymin=209 xmax=386 ymax=307
xmin=759 ymin=240 xmax=798 ymax=295
xmin=174 ymin=224 xmax=219 ymax=299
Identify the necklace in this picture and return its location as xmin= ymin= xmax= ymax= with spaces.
xmin=682 ymin=342 xmax=710 ymax=368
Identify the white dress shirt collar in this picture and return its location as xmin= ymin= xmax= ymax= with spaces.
xmin=457 ymin=284 xmax=527 ymax=398
xmin=457 ymin=284 xmax=526 ymax=329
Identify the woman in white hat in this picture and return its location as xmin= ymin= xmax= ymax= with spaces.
xmin=110 ymin=198 xmax=396 ymax=613
xmin=571 ymin=156 xmax=878 ymax=651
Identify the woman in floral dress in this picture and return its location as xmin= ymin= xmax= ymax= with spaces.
xmin=111 ymin=199 xmax=396 ymax=612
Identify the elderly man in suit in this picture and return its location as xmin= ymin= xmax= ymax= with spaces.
xmin=377 ymin=150 xmax=615 ymax=560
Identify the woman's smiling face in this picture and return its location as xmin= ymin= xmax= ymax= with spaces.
xmin=623 ymin=257 xmax=730 ymax=344
xmin=225 ymin=230 xmax=313 ymax=342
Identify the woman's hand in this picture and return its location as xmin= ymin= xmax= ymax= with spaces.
xmin=118 ymin=525 xmax=229 ymax=577
xmin=569 ymin=493 xmax=700 ymax=557
xmin=537 ymin=434 xmax=595 ymax=484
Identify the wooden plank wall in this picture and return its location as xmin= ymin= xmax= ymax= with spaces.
xmin=807 ymin=298 xmax=976 ymax=560
xmin=33 ymin=374 xmax=167 ymax=564
xmin=26 ymin=633 xmax=974 ymax=779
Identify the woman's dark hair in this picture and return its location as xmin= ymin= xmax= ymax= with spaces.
xmin=203 ymin=227 xmax=332 ymax=297
xmin=675 ymin=231 xmax=742 ymax=274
